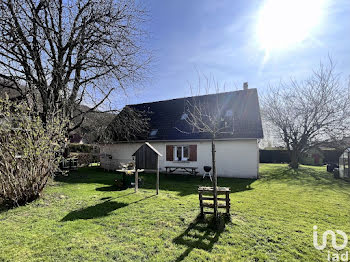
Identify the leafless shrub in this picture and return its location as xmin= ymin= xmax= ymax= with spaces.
xmin=0 ymin=96 xmax=66 ymax=207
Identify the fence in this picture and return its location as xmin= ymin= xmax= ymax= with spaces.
xmin=260 ymin=150 xmax=290 ymax=163
xmin=260 ymin=149 xmax=343 ymax=164
xmin=322 ymin=150 xmax=343 ymax=164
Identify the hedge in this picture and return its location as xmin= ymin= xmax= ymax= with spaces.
xmin=68 ymin=143 xmax=95 ymax=153
xmin=70 ymin=153 xmax=100 ymax=167
xmin=259 ymin=150 xmax=290 ymax=163
xmin=322 ymin=150 xmax=343 ymax=163
xmin=260 ymin=149 xmax=343 ymax=164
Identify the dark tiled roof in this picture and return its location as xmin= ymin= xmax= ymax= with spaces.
xmin=119 ymin=88 xmax=263 ymax=141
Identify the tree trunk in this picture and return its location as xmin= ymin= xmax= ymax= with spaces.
xmin=289 ymin=149 xmax=299 ymax=169
xmin=211 ymin=138 xmax=218 ymax=219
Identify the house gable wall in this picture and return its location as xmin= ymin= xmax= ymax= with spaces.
xmin=100 ymin=139 xmax=259 ymax=178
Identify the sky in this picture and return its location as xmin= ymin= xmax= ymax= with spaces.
xmin=118 ymin=0 xmax=350 ymax=107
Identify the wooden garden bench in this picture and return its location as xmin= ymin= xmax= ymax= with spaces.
xmin=165 ymin=166 xmax=198 ymax=175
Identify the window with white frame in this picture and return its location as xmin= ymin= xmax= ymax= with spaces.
xmin=173 ymin=145 xmax=189 ymax=161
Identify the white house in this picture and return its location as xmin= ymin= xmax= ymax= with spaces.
xmin=100 ymin=87 xmax=263 ymax=178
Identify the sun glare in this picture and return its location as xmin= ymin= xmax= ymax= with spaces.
xmin=257 ymin=0 xmax=326 ymax=53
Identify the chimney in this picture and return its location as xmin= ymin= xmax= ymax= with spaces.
xmin=243 ymin=82 xmax=248 ymax=90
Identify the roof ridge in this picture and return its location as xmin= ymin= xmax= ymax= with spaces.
xmin=108 ymin=87 xmax=263 ymax=141
xmin=127 ymin=88 xmax=257 ymax=107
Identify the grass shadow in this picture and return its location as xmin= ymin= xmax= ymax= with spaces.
xmin=54 ymin=167 xmax=119 ymax=186
xmin=130 ymin=194 xmax=155 ymax=204
xmin=261 ymin=165 xmax=349 ymax=184
xmin=95 ymin=185 xmax=124 ymax=192
xmin=61 ymin=200 xmax=128 ymax=221
xmin=259 ymin=165 xmax=350 ymax=195
xmin=61 ymin=194 xmax=155 ymax=222
xmin=99 ymin=192 xmax=135 ymax=200
xmin=0 ymin=204 xmax=9 ymax=215
xmin=55 ymin=167 xmax=254 ymax=196
xmin=141 ymin=172 xmax=254 ymax=196
xmin=173 ymin=214 xmax=228 ymax=262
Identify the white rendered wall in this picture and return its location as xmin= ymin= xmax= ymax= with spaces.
xmin=99 ymin=139 xmax=259 ymax=179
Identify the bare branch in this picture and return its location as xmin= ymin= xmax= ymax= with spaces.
xmin=0 ymin=0 xmax=150 ymax=130
xmin=262 ymin=58 xmax=350 ymax=168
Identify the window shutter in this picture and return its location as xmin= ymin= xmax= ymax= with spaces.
xmin=189 ymin=145 xmax=197 ymax=161
xmin=166 ymin=145 xmax=173 ymax=161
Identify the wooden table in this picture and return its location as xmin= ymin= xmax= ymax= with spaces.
xmin=165 ymin=166 xmax=198 ymax=175
xmin=198 ymin=186 xmax=231 ymax=216
xmin=116 ymin=169 xmax=144 ymax=192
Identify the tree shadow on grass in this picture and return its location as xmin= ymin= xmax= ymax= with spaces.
xmin=141 ymin=173 xmax=254 ymax=196
xmin=173 ymin=214 xmax=229 ymax=262
xmin=54 ymin=167 xmax=118 ymax=186
xmin=61 ymin=200 xmax=128 ymax=221
xmin=260 ymin=165 xmax=350 ymax=193
xmin=0 ymin=204 xmax=9 ymax=215
xmin=61 ymin=194 xmax=155 ymax=222
xmin=99 ymin=192 xmax=135 ymax=200
xmin=55 ymin=167 xmax=254 ymax=196
xmin=95 ymin=185 xmax=124 ymax=192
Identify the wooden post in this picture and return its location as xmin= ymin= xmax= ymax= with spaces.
xmin=156 ymin=157 xmax=159 ymax=195
xmin=199 ymin=191 xmax=204 ymax=217
xmin=225 ymin=191 xmax=230 ymax=214
xmin=135 ymin=170 xmax=138 ymax=193
xmin=211 ymin=138 xmax=218 ymax=219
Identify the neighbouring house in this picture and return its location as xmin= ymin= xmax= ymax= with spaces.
xmin=100 ymin=87 xmax=263 ymax=178
xmin=339 ymin=148 xmax=350 ymax=179
xmin=301 ymin=147 xmax=324 ymax=166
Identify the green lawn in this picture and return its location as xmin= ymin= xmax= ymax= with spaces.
xmin=0 ymin=164 xmax=349 ymax=261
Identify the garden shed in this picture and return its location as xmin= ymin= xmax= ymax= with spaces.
xmin=339 ymin=148 xmax=350 ymax=179
xmin=301 ymin=147 xmax=324 ymax=166
xmin=132 ymin=142 xmax=162 ymax=194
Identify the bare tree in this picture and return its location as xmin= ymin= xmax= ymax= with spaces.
xmin=263 ymin=59 xmax=350 ymax=169
xmin=102 ymin=106 xmax=150 ymax=142
xmin=183 ymin=77 xmax=234 ymax=218
xmin=0 ymin=0 xmax=150 ymax=131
